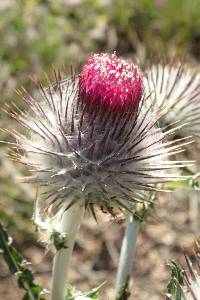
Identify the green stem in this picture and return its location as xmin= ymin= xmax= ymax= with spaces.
xmin=115 ymin=214 xmax=140 ymax=299
xmin=51 ymin=202 xmax=85 ymax=300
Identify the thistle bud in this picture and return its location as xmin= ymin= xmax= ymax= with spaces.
xmin=7 ymin=53 xmax=189 ymax=230
xmin=144 ymin=60 xmax=200 ymax=139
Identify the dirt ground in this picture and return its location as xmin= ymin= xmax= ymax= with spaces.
xmin=0 ymin=191 xmax=199 ymax=300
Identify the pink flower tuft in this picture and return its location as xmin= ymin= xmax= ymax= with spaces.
xmin=79 ymin=52 xmax=143 ymax=112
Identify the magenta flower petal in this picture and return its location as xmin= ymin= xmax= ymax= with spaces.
xmin=79 ymin=52 xmax=143 ymax=112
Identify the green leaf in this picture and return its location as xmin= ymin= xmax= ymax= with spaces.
xmin=166 ymin=261 xmax=184 ymax=300
xmin=0 ymin=222 xmax=46 ymax=300
xmin=65 ymin=282 xmax=105 ymax=300
xmin=165 ymin=242 xmax=200 ymax=300
xmin=50 ymin=230 xmax=68 ymax=251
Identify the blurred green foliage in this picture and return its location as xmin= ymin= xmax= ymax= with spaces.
xmin=0 ymin=0 xmax=200 ymax=237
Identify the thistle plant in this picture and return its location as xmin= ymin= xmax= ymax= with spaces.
xmin=143 ymin=59 xmax=200 ymax=233
xmin=4 ymin=52 xmax=191 ymax=300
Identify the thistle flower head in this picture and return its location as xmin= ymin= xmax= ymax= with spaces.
xmin=6 ymin=53 xmax=189 ymax=230
xmin=144 ymin=60 xmax=200 ymax=138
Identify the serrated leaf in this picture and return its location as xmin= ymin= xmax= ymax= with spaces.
xmin=166 ymin=261 xmax=184 ymax=300
xmin=166 ymin=242 xmax=200 ymax=300
xmin=0 ymin=222 xmax=46 ymax=300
